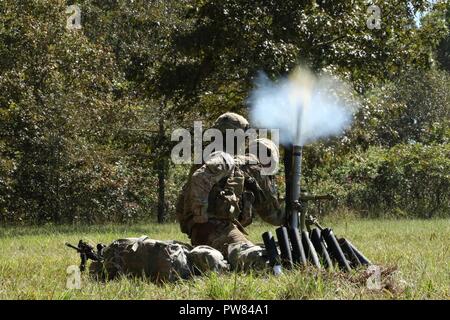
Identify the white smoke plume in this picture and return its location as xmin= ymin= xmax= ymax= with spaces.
xmin=249 ymin=67 xmax=358 ymax=146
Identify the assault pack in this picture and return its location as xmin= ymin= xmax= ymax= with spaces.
xmin=67 ymin=237 xmax=229 ymax=283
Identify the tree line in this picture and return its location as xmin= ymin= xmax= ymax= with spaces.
xmin=0 ymin=0 xmax=448 ymax=224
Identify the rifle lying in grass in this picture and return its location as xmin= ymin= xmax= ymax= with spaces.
xmin=65 ymin=240 xmax=105 ymax=271
xmin=262 ymin=145 xmax=372 ymax=275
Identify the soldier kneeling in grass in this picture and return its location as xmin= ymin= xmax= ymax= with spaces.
xmin=175 ymin=113 xmax=286 ymax=272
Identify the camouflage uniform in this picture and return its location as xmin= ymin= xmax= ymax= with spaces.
xmin=176 ymin=113 xmax=286 ymax=270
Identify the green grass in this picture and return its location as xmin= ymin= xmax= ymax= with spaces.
xmin=0 ymin=218 xmax=449 ymax=300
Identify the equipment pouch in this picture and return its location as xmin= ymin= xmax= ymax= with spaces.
xmin=193 ymin=202 xmax=209 ymax=224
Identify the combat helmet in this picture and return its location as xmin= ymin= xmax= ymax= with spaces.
xmin=212 ymin=112 xmax=250 ymax=133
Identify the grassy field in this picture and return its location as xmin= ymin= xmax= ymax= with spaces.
xmin=0 ymin=218 xmax=448 ymax=300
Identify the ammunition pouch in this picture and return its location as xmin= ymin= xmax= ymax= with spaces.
xmin=192 ymin=202 xmax=209 ymax=224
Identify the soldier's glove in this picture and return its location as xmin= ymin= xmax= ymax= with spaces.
xmin=244 ymin=177 xmax=263 ymax=204
xmin=244 ymin=177 xmax=258 ymax=192
xmin=306 ymin=214 xmax=320 ymax=228
xmin=218 ymin=188 xmax=240 ymax=219
xmin=192 ymin=202 xmax=209 ymax=224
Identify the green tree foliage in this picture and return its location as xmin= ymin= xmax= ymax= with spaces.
xmin=346 ymin=68 xmax=450 ymax=149
xmin=159 ymin=0 xmax=447 ymax=114
xmin=436 ymin=0 xmax=450 ymax=72
xmin=0 ymin=0 xmax=448 ymax=223
xmin=325 ymin=143 xmax=449 ymax=218
xmin=0 ymin=0 xmax=167 ymax=223
xmin=303 ymin=67 xmax=449 ymax=218
xmin=74 ymin=0 xmax=191 ymax=222
xmin=0 ymin=1 xmax=118 ymax=222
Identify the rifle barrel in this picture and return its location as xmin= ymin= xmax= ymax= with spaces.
xmin=65 ymin=243 xmax=80 ymax=252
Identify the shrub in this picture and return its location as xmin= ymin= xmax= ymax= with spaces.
xmin=314 ymin=143 xmax=450 ymax=218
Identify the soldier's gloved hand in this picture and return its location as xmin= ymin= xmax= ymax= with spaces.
xmin=192 ymin=203 xmax=209 ymax=224
xmin=244 ymin=177 xmax=258 ymax=192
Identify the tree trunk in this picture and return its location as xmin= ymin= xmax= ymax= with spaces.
xmin=157 ymin=100 xmax=167 ymax=223
xmin=157 ymin=160 xmax=166 ymax=223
